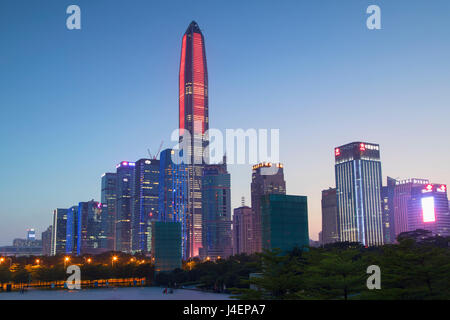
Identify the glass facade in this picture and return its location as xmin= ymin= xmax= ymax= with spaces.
xmin=200 ymin=162 xmax=232 ymax=260
xmin=115 ymin=161 xmax=135 ymax=253
xmin=261 ymin=194 xmax=309 ymax=252
xmin=101 ymin=172 xmax=117 ymax=250
xmin=51 ymin=208 xmax=68 ymax=255
xmin=131 ymin=159 xmax=160 ymax=253
xmin=152 ymin=221 xmax=182 ymax=272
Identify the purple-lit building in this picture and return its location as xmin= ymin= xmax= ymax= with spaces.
xmin=407 ymin=183 xmax=450 ymax=237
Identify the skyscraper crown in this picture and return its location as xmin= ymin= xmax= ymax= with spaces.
xmin=185 ymin=21 xmax=202 ymax=34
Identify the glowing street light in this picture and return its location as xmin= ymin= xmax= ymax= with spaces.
xmin=64 ymin=256 xmax=70 ymax=268
xmin=87 ymin=258 xmax=92 ymax=264
xmin=112 ymin=256 xmax=118 ymax=267
xmin=35 ymin=259 xmax=40 ymax=265
xmin=0 ymin=257 xmax=12 ymax=268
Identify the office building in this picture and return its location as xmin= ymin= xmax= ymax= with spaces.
xmin=42 ymin=226 xmax=52 ymax=256
xmin=381 ymin=177 xmax=397 ymax=243
xmin=334 ymin=142 xmax=384 ymax=246
xmin=200 ymin=161 xmax=232 ymax=260
xmin=321 ymin=188 xmax=339 ymax=244
xmin=251 ymin=162 xmax=286 ymax=252
xmin=115 ymin=161 xmax=135 ymax=252
xmin=233 ymin=204 xmax=255 ymax=255
xmin=52 ymin=208 xmax=68 ymax=255
xmin=152 ymin=221 xmax=182 ymax=272
xmin=261 ymin=194 xmax=309 ymax=252
xmin=132 ymin=158 xmax=160 ymax=253
xmin=101 ymin=172 xmax=117 ymax=250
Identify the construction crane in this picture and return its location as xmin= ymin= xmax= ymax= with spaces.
xmin=147 ymin=140 xmax=164 ymax=160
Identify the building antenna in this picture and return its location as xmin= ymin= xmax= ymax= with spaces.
xmin=241 ymin=196 xmax=245 ymax=207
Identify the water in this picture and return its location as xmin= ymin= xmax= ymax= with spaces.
xmin=0 ymin=287 xmax=232 ymax=300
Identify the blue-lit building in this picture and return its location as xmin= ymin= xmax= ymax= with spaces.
xmin=101 ymin=172 xmax=117 ymax=251
xmin=159 ymin=148 xmax=188 ymax=259
xmin=115 ymin=161 xmax=135 ymax=253
xmin=200 ymin=161 xmax=232 ymax=260
xmin=131 ymin=158 xmax=160 ymax=253
xmin=51 ymin=208 xmax=68 ymax=255
xmin=66 ymin=205 xmax=79 ymax=255
xmin=334 ymin=142 xmax=384 ymax=246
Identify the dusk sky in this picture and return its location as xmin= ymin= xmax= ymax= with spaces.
xmin=1 ymin=0 xmax=449 ymax=244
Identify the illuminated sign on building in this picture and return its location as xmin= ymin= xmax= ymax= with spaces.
xmin=421 ymin=197 xmax=436 ymax=223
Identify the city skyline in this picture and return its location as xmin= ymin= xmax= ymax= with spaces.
xmin=1 ymin=0 xmax=450 ymax=244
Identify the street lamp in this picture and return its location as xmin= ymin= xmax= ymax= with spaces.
xmin=35 ymin=259 xmax=40 ymax=266
xmin=64 ymin=256 xmax=70 ymax=268
xmin=0 ymin=257 xmax=12 ymax=268
xmin=112 ymin=256 xmax=118 ymax=267
xmin=86 ymin=258 xmax=92 ymax=264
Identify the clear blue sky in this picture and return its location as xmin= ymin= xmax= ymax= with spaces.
xmin=1 ymin=0 xmax=449 ymax=244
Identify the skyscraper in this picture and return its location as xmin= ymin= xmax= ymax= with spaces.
xmin=27 ymin=229 xmax=36 ymax=241
xmin=321 ymin=188 xmax=339 ymax=245
xmin=178 ymin=21 xmax=209 ymax=258
xmin=101 ymin=172 xmax=117 ymax=251
xmin=131 ymin=158 xmax=160 ymax=253
xmin=66 ymin=205 xmax=79 ymax=255
xmin=200 ymin=160 xmax=232 ymax=260
xmin=251 ymin=163 xmax=286 ymax=252
xmin=115 ymin=161 xmax=135 ymax=253
xmin=152 ymin=221 xmax=182 ymax=272
xmin=159 ymin=148 xmax=189 ymax=258
xmin=79 ymin=200 xmax=106 ymax=255
xmin=261 ymin=194 xmax=309 ymax=252
xmin=334 ymin=142 xmax=384 ymax=246
xmin=393 ymin=178 xmax=430 ymax=238
xmin=51 ymin=208 xmax=68 ymax=255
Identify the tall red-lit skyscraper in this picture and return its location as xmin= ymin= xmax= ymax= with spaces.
xmin=179 ymin=21 xmax=209 ymax=257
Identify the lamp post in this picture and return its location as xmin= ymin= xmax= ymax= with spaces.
xmin=64 ymin=256 xmax=70 ymax=268
xmin=112 ymin=256 xmax=118 ymax=267
xmin=0 ymin=257 xmax=12 ymax=268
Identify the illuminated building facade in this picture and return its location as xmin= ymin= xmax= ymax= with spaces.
xmin=101 ymin=172 xmax=117 ymax=250
xmin=65 ymin=205 xmax=79 ymax=255
xmin=131 ymin=158 xmax=160 ymax=253
xmin=51 ymin=208 xmax=68 ymax=255
xmin=115 ymin=161 xmax=135 ymax=253
xmin=78 ymin=200 xmax=105 ymax=255
xmin=41 ymin=226 xmax=52 ymax=256
xmin=408 ymin=183 xmax=450 ymax=236
xmin=334 ymin=142 xmax=384 ymax=246
xmin=200 ymin=160 xmax=232 ymax=260
xmin=159 ymin=149 xmax=188 ymax=258
xmin=393 ymin=178 xmax=429 ymax=238
xmin=321 ymin=188 xmax=339 ymax=244
xmin=251 ymin=162 xmax=286 ymax=252
xmin=179 ymin=21 xmax=209 ymax=257
xmin=261 ymin=194 xmax=309 ymax=252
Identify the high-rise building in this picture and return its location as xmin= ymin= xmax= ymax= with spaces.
xmin=393 ymin=178 xmax=430 ymax=238
xmin=233 ymin=204 xmax=255 ymax=255
xmin=115 ymin=161 xmax=135 ymax=252
xmin=334 ymin=142 xmax=384 ymax=246
xmin=200 ymin=160 xmax=232 ymax=260
xmin=101 ymin=172 xmax=117 ymax=251
xmin=261 ymin=194 xmax=309 ymax=252
xmin=381 ymin=177 xmax=397 ymax=244
xmin=51 ymin=208 xmax=68 ymax=255
xmin=79 ymin=200 xmax=106 ymax=255
xmin=41 ymin=226 xmax=52 ymax=256
xmin=132 ymin=158 xmax=160 ymax=253
xmin=66 ymin=205 xmax=79 ymax=255
xmin=321 ymin=188 xmax=339 ymax=244
xmin=159 ymin=149 xmax=188 ymax=258
xmin=251 ymin=163 xmax=286 ymax=252
xmin=179 ymin=21 xmax=209 ymax=258
xmin=407 ymin=183 xmax=450 ymax=236
xmin=152 ymin=221 xmax=182 ymax=272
